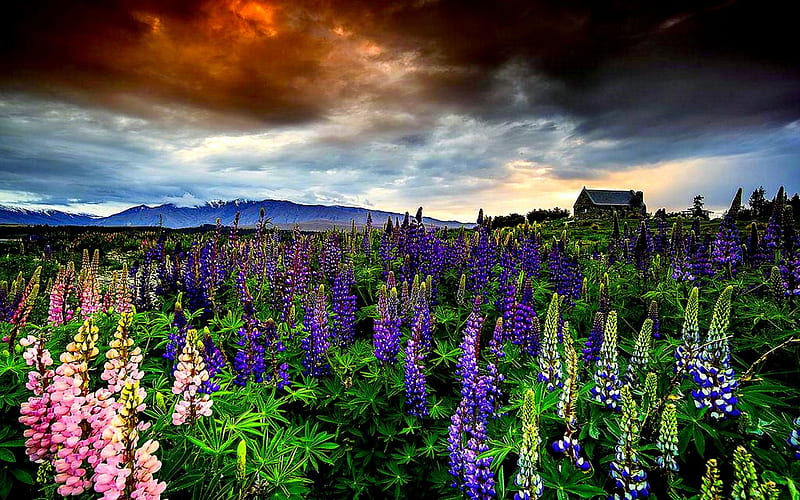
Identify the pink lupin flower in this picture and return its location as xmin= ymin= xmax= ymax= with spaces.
xmin=114 ymin=264 xmax=133 ymax=314
xmin=171 ymin=329 xmax=213 ymax=426
xmin=101 ymin=312 xmax=143 ymax=394
xmin=8 ymin=267 xmax=41 ymax=347
xmin=46 ymin=318 xmax=116 ymax=496
xmin=94 ymin=380 xmax=164 ymax=500
xmin=48 ymin=262 xmax=76 ymax=326
xmin=78 ymin=250 xmax=102 ymax=320
xmin=18 ymin=334 xmax=58 ymax=463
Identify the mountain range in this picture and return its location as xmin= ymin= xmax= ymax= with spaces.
xmin=0 ymin=199 xmax=466 ymax=229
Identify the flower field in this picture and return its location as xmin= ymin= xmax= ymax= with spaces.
xmin=0 ymin=189 xmax=799 ymax=500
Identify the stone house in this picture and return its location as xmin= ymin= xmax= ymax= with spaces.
xmin=573 ymin=187 xmax=646 ymax=218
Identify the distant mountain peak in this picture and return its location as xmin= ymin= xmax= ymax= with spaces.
xmin=0 ymin=198 xmax=466 ymax=229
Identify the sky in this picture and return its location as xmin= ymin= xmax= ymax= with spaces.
xmin=1 ymin=0 xmax=798 ymax=221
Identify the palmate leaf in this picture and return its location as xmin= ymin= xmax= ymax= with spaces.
xmin=292 ymin=421 xmax=338 ymax=472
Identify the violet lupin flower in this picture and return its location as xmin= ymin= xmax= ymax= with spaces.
xmin=582 ymin=312 xmax=605 ymax=364
xmin=647 ymin=300 xmax=660 ymax=339
xmin=633 ymin=220 xmax=652 ymax=276
xmin=374 ymin=285 xmax=402 ymax=365
xmin=590 ymin=311 xmax=622 ymax=410
xmin=689 ymin=286 xmax=740 ymax=420
xmin=331 ymin=262 xmax=357 ymax=347
xmin=171 ymin=329 xmax=214 ymax=426
xmin=199 ymin=329 xmax=225 ymax=394
xmin=711 ymin=189 xmax=744 ymax=276
xmin=163 ymin=297 xmax=190 ymax=371
xmin=447 ymin=297 xmax=496 ymax=499
xmin=261 ymin=318 xmax=290 ymax=389
xmin=301 ymin=285 xmax=332 ymax=377
xmin=669 ymin=219 xmax=695 ymax=282
xmin=412 ymin=282 xmax=433 ymax=355
xmin=233 ymin=325 xmax=266 ymax=386
xmin=538 ymin=293 xmax=563 ymax=391
xmin=547 ymin=233 xmax=582 ymax=304
xmin=763 ymin=186 xmax=786 ymax=252
xmin=404 ymin=327 xmax=429 ymax=418
xmin=511 ymin=277 xmax=540 ymax=357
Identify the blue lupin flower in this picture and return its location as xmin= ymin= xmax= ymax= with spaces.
xmin=590 ymin=311 xmax=622 ymax=410
xmin=538 ymin=293 xmax=563 ymax=391
xmin=609 ymin=386 xmax=650 ymax=499
xmin=689 ymin=286 xmax=740 ymax=420
xmin=788 ymin=417 xmax=800 ymax=460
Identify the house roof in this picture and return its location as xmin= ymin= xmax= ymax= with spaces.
xmin=582 ymin=188 xmax=637 ymax=206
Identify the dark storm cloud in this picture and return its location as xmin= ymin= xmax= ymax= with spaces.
xmin=3 ymin=1 xmax=798 ymax=135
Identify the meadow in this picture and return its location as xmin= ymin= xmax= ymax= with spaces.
xmin=0 ymin=189 xmax=798 ymax=500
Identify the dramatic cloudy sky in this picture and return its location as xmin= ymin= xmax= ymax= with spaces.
xmin=1 ymin=0 xmax=798 ymax=220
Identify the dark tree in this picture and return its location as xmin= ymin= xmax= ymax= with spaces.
xmin=749 ymin=186 xmax=767 ymax=218
xmin=692 ymin=195 xmax=708 ymax=219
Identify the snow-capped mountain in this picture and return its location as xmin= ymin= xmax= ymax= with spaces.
xmin=0 ymin=199 xmax=465 ymax=229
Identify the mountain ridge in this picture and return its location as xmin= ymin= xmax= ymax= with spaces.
xmin=0 ymin=199 xmax=466 ymax=229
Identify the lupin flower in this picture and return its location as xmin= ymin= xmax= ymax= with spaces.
xmin=163 ymin=297 xmax=189 ymax=370
xmin=647 ymin=300 xmax=660 ymax=339
xmin=609 ymin=385 xmax=650 ymax=499
xmin=101 ymin=312 xmax=144 ymax=394
xmin=404 ymin=329 xmax=428 ymax=418
xmin=590 ymin=311 xmax=622 ymax=410
xmin=788 ymin=417 xmax=800 ymax=459
xmin=456 ymin=273 xmax=467 ymax=306
xmin=48 ymin=318 xmax=115 ymax=496
xmin=582 ymin=312 xmax=605 ymax=364
xmin=233 ymin=324 xmax=266 ymax=386
xmin=625 ymin=318 xmax=653 ymax=388
xmin=48 ymin=262 xmax=76 ymax=326
xmin=552 ymin=326 xmax=591 ymax=472
xmin=331 ymin=262 xmax=357 ymax=347
xmin=711 ymin=189 xmax=744 ymax=276
xmin=689 ymin=286 xmax=740 ymax=420
xmin=18 ymin=333 xmax=57 ymax=463
xmin=537 ymin=293 xmax=563 ymax=391
xmin=514 ymin=389 xmax=543 ymax=500
xmin=300 ymin=285 xmax=332 ymax=377
xmin=732 ymin=446 xmax=761 ymax=500
xmin=700 ymin=459 xmax=723 ymax=500
xmin=79 ymin=250 xmax=102 ymax=319
xmin=655 ymin=403 xmax=679 ymax=472
xmin=674 ymin=287 xmax=700 ymax=377
xmin=171 ymin=329 xmax=214 ymax=426
xmin=260 ymin=318 xmax=290 ymax=389
xmin=511 ymin=277 xmax=540 ymax=357
xmin=199 ymin=329 xmax=226 ymax=394
xmin=374 ymin=285 xmax=402 ymax=365
xmin=8 ymin=266 xmax=41 ymax=346
xmin=547 ymin=233 xmax=582 ymax=304
xmin=412 ymin=282 xmax=433 ymax=355
xmin=94 ymin=380 xmax=166 ymax=500
xmin=447 ymin=297 xmax=496 ymax=499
